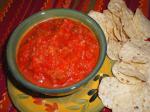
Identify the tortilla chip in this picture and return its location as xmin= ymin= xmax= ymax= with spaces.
xmin=108 ymin=0 xmax=127 ymax=17
xmin=99 ymin=77 xmax=150 ymax=112
xmin=107 ymin=39 xmax=123 ymax=60
xmin=112 ymin=12 xmax=129 ymax=42
xmin=113 ymin=26 xmax=122 ymax=41
xmin=146 ymin=69 xmax=150 ymax=86
xmin=112 ymin=92 xmax=133 ymax=112
xmin=119 ymin=40 xmax=150 ymax=63
xmin=88 ymin=10 xmax=108 ymax=41
xmin=112 ymin=61 xmax=150 ymax=81
xmin=133 ymin=8 xmax=150 ymax=39
xmin=98 ymin=77 xmax=131 ymax=109
xmin=91 ymin=0 xmax=150 ymax=112
xmin=103 ymin=10 xmax=118 ymax=41
xmin=123 ymin=8 xmax=150 ymax=40
xmin=104 ymin=9 xmax=129 ymax=42
xmin=112 ymin=61 xmax=142 ymax=85
xmin=108 ymin=0 xmax=135 ymax=40
xmin=143 ymin=85 xmax=150 ymax=111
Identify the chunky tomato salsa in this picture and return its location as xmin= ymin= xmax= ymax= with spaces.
xmin=17 ymin=18 xmax=100 ymax=88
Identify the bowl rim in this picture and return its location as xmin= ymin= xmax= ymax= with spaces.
xmin=7 ymin=8 xmax=107 ymax=94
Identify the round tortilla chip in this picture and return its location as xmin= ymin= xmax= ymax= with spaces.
xmin=112 ymin=61 xmax=149 ymax=81
xmin=107 ymin=39 xmax=123 ymax=60
xmin=113 ymin=25 xmax=122 ymax=41
xmin=119 ymin=40 xmax=150 ymax=64
xmin=131 ymin=83 xmax=150 ymax=112
xmin=133 ymin=8 xmax=150 ymax=39
xmin=112 ymin=92 xmax=134 ymax=112
xmin=108 ymin=0 xmax=127 ymax=17
xmin=111 ymin=14 xmax=128 ymax=42
xmin=146 ymin=68 xmax=150 ymax=86
xmin=104 ymin=9 xmax=129 ymax=42
xmin=103 ymin=10 xmax=118 ymax=41
xmin=120 ymin=27 xmax=129 ymax=42
xmin=99 ymin=77 xmax=150 ymax=112
xmin=123 ymin=21 xmax=137 ymax=39
xmin=131 ymin=39 xmax=150 ymax=52
xmin=123 ymin=8 xmax=150 ymax=40
xmin=88 ymin=10 xmax=108 ymax=41
xmin=112 ymin=62 xmax=142 ymax=85
xmin=143 ymin=85 xmax=150 ymax=111
xmin=98 ymin=77 xmax=131 ymax=109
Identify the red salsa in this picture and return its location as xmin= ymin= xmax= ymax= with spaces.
xmin=17 ymin=18 xmax=100 ymax=88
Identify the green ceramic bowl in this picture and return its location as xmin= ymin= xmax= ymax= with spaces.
xmin=7 ymin=9 xmax=106 ymax=95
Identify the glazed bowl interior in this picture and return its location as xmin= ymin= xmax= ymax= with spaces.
xmin=7 ymin=9 xmax=106 ymax=95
